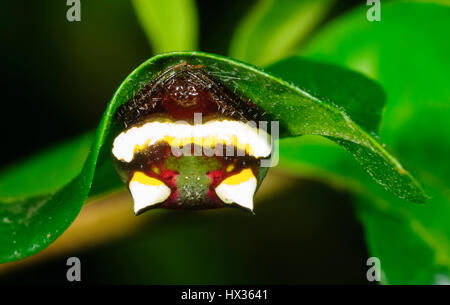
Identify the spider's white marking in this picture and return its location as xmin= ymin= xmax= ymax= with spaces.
xmin=112 ymin=120 xmax=272 ymax=162
xmin=215 ymin=169 xmax=257 ymax=211
xmin=129 ymin=172 xmax=171 ymax=215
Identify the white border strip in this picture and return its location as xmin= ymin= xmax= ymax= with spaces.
xmin=112 ymin=120 xmax=272 ymax=162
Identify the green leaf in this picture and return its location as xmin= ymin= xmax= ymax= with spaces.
xmin=0 ymin=132 xmax=93 ymax=201
xmin=0 ymin=51 xmax=425 ymax=262
xmin=265 ymin=56 xmax=426 ymax=203
xmin=266 ymin=57 xmax=385 ymax=135
xmin=280 ymin=2 xmax=450 ymax=283
xmin=229 ymin=0 xmax=335 ymax=66
xmin=132 ymin=0 xmax=199 ymax=53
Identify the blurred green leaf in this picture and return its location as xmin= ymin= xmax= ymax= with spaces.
xmin=0 ymin=51 xmax=425 ymax=262
xmin=229 ymin=0 xmax=335 ymax=66
xmin=132 ymin=0 xmax=198 ymax=53
xmin=276 ymin=1 xmax=450 ymax=283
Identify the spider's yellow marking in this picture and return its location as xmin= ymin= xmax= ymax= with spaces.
xmin=130 ymin=172 xmax=165 ymax=187
xmin=221 ymin=169 xmax=255 ymax=185
xmin=152 ymin=166 xmax=160 ymax=175
xmin=133 ymin=136 xmax=254 ymax=156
